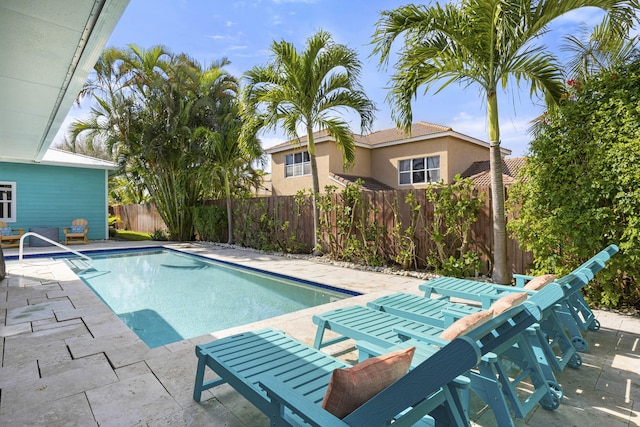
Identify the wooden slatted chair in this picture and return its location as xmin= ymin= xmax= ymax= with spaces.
xmin=0 ymin=221 xmax=24 ymax=248
xmin=63 ymin=218 xmax=89 ymax=245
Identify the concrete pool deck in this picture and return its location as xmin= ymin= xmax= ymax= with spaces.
xmin=1 ymin=241 xmax=638 ymax=426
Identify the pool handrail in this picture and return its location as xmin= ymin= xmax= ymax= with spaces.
xmin=18 ymin=232 xmax=93 ymax=264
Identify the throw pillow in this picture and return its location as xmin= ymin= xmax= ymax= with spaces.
xmin=523 ymin=274 xmax=556 ymax=291
xmin=321 ymin=346 xmax=415 ymax=419
xmin=491 ymin=292 xmax=528 ymax=315
xmin=0 ymin=227 xmax=12 ymax=236
xmin=439 ymin=310 xmax=493 ymax=341
xmin=70 ymin=225 xmax=85 ymax=234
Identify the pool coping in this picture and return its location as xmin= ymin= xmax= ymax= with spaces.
xmin=1 ymin=240 xmax=639 ymax=426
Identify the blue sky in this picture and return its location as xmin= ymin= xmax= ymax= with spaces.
xmin=57 ymin=0 xmax=610 ymax=158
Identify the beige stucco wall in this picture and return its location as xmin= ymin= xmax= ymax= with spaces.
xmin=270 ymin=143 xmax=372 ymax=196
xmin=370 ymin=136 xmax=490 ymax=188
xmin=269 ymin=135 xmax=491 ymax=195
xmin=326 ymin=144 xmax=371 ymax=177
xmin=444 ymin=138 xmax=491 ymax=182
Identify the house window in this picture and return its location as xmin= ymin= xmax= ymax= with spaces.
xmin=285 ymin=151 xmax=311 ymax=177
xmin=398 ymin=156 xmax=440 ymax=185
xmin=0 ymin=181 xmax=16 ymax=222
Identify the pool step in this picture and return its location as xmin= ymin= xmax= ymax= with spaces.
xmin=67 ymin=258 xmax=96 ymax=274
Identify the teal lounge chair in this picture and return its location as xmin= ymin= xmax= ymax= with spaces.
xmin=312 ymin=285 xmax=564 ymax=426
xmin=368 ymin=279 xmax=583 ymax=373
xmin=420 ymin=244 xmax=618 ymax=352
xmin=193 ymin=328 xmax=477 ymax=426
xmin=514 ymin=244 xmax=619 ymax=332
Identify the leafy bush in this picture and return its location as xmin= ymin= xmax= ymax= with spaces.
xmin=232 ymin=197 xmax=306 ymax=253
xmin=424 ymin=176 xmax=484 ymax=277
xmin=193 ymin=205 xmax=227 ymax=242
xmin=316 ymin=181 xmax=386 ymax=266
xmin=151 ymin=229 xmax=170 ymax=241
xmin=115 ymin=230 xmax=153 ymax=241
xmin=509 ymin=59 xmax=640 ymax=308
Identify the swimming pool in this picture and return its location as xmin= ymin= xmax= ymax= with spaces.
xmin=60 ymin=248 xmax=357 ymax=348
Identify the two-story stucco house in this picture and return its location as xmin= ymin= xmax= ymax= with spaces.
xmin=265 ymin=122 xmax=512 ymax=195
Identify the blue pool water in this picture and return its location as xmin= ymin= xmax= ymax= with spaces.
xmin=63 ymin=249 xmax=355 ymax=348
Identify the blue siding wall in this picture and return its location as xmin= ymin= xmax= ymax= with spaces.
xmin=0 ymin=162 xmax=107 ymax=242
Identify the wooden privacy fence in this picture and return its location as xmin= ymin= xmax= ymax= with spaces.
xmin=110 ymin=204 xmax=167 ymax=235
xmin=110 ymin=186 xmax=533 ymax=274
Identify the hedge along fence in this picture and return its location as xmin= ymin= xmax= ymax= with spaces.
xmin=111 ymin=184 xmax=532 ymax=275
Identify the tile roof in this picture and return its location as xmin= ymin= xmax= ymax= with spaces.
xmin=329 ymin=173 xmax=394 ymax=191
xmin=461 ymin=157 xmax=526 ymax=186
xmin=363 ymin=122 xmax=452 ymax=145
xmin=266 ymin=121 xmax=456 ymax=152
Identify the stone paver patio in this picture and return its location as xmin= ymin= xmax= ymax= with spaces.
xmin=1 ymin=241 xmax=638 ymax=426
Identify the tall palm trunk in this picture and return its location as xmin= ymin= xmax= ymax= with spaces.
xmin=307 ymin=125 xmax=321 ymax=251
xmin=224 ymin=173 xmax=233 ymax=244
xmin=487 ymin=92 xmax=510 ymax=284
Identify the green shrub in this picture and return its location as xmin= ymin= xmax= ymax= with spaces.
xmin=193 ymin=205 xmax=227 ymax=242
xmin=508 ymin=59 xmax=640 ymax=308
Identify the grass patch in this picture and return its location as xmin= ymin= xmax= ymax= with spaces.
xmin=114 ymin=230 xmax=153 ymax=241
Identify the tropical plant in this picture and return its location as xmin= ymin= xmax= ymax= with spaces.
xmin=390 ymin=191 xmax=422 ymax=270
xmin=563 ymin=17 xmax=639 ymax=82
xmin=71 ymin=45 xmax=255 ymax=240
xmin=242 ymin=29 xmax=376 ymax=251
xmin=371 ymin=0 xmax=639 ymax=284
xmin=424 ymin=176 xmax=484 ymax=277
xmin=195 ymin=104 xmax=264 ymax=244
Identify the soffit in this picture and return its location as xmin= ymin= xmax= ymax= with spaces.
xmin=0 ymin=0 xmax=129 ymax=163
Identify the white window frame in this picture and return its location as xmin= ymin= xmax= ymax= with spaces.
xmin=398 ymin=156 xmax=440 ymax=185
xmin=0 ymin=181 xmax=17 ymax=222
xmin=285 ymin=151 xmax=311 ymax=178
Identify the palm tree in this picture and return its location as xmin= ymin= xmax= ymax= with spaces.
xmin=563 ymin=18 xmax=639 ymax=82
xmin=371 ymin=0 xmax=639 ymax=284
xmin=242 ymin=29 xmax=376 ymax=251
xmin=195 ymin=104 xmax=264 ymax=244
xmin=72 ymin=45 xmax=243 ymax=240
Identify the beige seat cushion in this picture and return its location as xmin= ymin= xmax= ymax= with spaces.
xmin=439 ymin=310 xmax=494 ymax=341
xmin=523 ymin=274 xmax=556 ymax=291
xmin=321 ymin=346 xmax=415 ymax=418
xmin=491 ymin=292 xmax=528 ymax=315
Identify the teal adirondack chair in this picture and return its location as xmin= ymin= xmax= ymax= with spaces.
xmin=193 ymin=328 xmax=477 ymax=426
xmin=312 ymin=285 xmax=564 ymax=426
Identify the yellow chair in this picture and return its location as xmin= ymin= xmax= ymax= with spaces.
xmin=63 ymin=219 xmax=89 ymax=245
xmin=0 ymin=221 xmax=24 ymax=248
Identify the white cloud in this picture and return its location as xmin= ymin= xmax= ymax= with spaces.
xmin=447 ymin=110 xmax=535 ymax=157
xmin=260 ymin=136 xmax=286 ymax=149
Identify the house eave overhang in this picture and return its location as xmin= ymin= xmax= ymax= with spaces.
xmin=0 ymin=0 xmax=130 ymax=163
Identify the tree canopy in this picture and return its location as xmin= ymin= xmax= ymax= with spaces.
xmin=242 ymin=29 xmax=375 ymax=250
xmin=371 ymin=0 xmax=640 ymax=284
xmin=71 ymin=45 xmax=262 ymax=240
